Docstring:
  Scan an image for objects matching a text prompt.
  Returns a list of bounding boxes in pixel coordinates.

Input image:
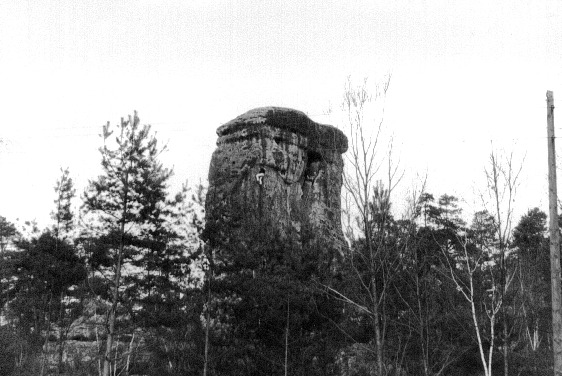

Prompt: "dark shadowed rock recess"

[205,107,348,254]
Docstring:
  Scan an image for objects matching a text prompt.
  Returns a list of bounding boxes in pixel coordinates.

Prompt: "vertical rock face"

[205,107,348,253]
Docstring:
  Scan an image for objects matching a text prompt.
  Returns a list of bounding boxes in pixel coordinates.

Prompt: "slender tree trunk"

[95,320,102,376]
[103,228,126,376]
[499,250,508,376]
[502,309,508,376]
[284,298,289,376]
[371,278,384,375]
[365,217,384,376]
[203,267,212,376]
[489,150,513,376]
[53,184,69,375]
[40,294,53,376]
[103,156,130,376]
[57,291,65,374]
[470,287,491,376]
[451,242,495,376]
[113,333,119,376]
[415,268,429,376]
[488,311,496,376]
[126,332,135,374]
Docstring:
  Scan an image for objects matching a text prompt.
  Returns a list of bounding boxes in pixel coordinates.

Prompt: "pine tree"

[203,211,342,376]
[511,208,551,373]
[82,112,172,376]
[50,167,80,375]
[52,167,75,240]
[6,231,86,375]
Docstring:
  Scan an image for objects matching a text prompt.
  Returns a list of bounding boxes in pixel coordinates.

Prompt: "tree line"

[0,93,557,376]
[0,113,206,375]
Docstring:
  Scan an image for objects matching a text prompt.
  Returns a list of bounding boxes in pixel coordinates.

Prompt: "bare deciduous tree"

[328,75,406,375]
[442,149,522,376]
[484,149,523,376]
[442,229,500,376]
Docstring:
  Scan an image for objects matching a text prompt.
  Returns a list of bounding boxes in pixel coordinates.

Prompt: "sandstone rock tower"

[205,107,348,253]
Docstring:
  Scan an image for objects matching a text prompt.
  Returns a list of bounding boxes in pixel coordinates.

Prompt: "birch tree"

[442,211,500,376]
[441,150,522,376]
[484,149,523,376]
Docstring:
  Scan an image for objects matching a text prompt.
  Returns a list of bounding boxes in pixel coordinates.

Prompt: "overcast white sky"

[1,0,562,230]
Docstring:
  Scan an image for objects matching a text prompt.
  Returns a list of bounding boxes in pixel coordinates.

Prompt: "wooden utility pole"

[547,90,562,375]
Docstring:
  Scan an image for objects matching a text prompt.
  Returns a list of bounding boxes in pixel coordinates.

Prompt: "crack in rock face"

[205,107,348,254]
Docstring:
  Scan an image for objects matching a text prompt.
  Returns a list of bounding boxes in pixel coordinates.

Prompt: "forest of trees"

[0,97,558,375]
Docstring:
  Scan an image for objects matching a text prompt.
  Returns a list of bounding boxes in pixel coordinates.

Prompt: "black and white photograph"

[1,1,562,375]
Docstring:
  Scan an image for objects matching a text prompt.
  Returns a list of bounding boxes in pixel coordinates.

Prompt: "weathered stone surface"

[205,107,348,253]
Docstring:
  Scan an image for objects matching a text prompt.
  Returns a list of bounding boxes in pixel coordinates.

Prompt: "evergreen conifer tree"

[82,112,173,376]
